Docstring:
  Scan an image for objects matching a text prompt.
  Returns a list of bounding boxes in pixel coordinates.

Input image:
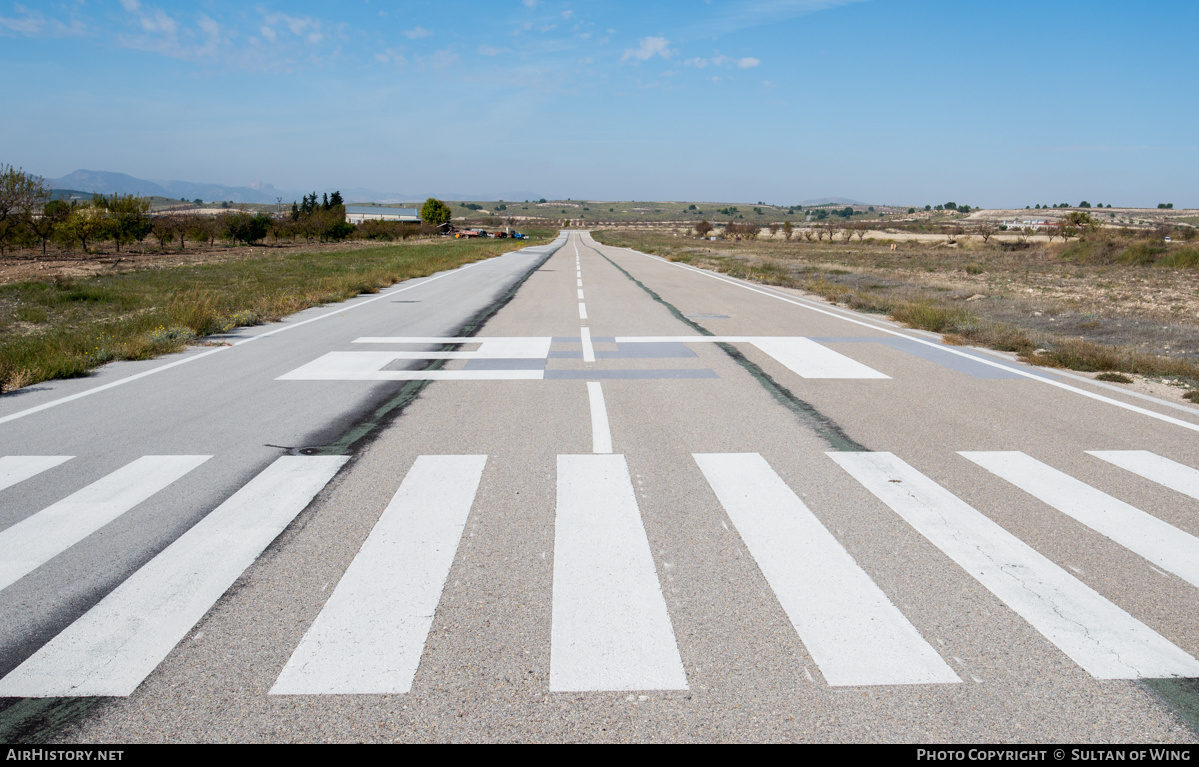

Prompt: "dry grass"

[0,237,544,393]
[594,229,1199,388]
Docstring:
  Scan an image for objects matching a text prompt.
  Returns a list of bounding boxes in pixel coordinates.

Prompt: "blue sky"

[2,0,1196,207]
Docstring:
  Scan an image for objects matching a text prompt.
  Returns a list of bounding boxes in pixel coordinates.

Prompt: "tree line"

[0,165,444,256]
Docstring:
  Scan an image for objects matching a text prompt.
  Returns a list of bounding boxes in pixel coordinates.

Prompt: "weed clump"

[1095,372,1134,383]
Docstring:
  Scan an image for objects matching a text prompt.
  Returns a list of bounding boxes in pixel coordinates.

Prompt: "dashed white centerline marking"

[587,382,612,454]
[579,303,588,319]
[580,327,595,364]
[578,289,584,300]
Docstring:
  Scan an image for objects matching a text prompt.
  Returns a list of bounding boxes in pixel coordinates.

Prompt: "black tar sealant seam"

[591,246,867,453]
[308,241,565,457]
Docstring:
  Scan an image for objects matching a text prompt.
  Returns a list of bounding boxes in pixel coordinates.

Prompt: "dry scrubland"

[592,227,1199,406]
[0,236,548,394]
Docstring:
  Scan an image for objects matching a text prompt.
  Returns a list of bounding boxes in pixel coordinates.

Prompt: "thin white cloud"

[522,0,539,7]
[478,44,510,56]
[0,4,46,35]
[403,25,432,39]
[621,36,674,62]
[686,54,760,69]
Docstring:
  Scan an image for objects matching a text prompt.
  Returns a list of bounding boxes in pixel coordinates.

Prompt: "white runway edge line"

[694,453,959,686]
[271,455,485,695]
[0,254,502,427]
[961,451,1199,590]
[551,454,687,691]
[0,456,72,493]
[830,452,1199,678]
[612,242,1199,433]
[0,455,211,593]
[0,455,347,697]
[587,383,612,454]
[1088,450,1199,503]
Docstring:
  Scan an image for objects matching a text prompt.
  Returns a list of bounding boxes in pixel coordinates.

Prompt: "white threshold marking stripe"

[0,456,347,697]
[0,260,492,427]
[0,455,211,593]
[1088,450,1199,503]
[0,456,73,493]
[612,336,886,379]
[631,250,1199,433]
[551,454,687,691]
[694,453,958,686]
[271,455,485,695]
[753,337,889,379]
[830,452,1199,678]
[580,326,595,363]
[579,303,587,319]
[961,451,1199,590]
[587,383,612,454]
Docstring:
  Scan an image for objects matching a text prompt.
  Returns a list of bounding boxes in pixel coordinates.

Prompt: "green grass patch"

[0,237,545,393]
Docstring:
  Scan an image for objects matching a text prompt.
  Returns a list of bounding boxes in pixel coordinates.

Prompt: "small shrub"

[1184,390,1199,404]
[1095,372,1133,383]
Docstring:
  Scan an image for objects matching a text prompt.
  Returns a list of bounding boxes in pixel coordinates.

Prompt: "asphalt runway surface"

[3,230,1199,743]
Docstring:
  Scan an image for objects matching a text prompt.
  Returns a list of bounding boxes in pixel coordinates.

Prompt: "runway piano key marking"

[551,454,687,691]
[0,455,212,593]
[0,456,73,494]
[961,451,1199,590]
[830,452,1199,679]
[1087,450,1199,504]
[694,453,959,686]
[0,455,347,697]
[271,455,486,695]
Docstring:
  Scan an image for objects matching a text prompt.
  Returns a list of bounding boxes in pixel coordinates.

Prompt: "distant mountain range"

[45,170,542,205]
[43,170,870,208]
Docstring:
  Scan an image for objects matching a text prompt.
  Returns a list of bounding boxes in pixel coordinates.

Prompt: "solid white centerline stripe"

[0,455,347,697]
[0,455,211,593]
[578,303,587,319]
[0,456,73,493]
[587,382,612,454]
[830,452,1199,678]
[551,454,686,691]
[694,453,958,686]
[1088,450,1199,503]
[961,451,1199,590]
[271,455,485,695]
[580,326,595,363]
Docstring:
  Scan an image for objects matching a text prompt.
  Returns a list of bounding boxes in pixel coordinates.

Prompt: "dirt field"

[592,228,1199,407]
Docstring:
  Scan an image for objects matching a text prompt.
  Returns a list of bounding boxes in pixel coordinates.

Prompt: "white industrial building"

[344,206,421,224]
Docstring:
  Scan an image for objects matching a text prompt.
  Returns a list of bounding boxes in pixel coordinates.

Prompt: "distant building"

[344,206,421,224]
